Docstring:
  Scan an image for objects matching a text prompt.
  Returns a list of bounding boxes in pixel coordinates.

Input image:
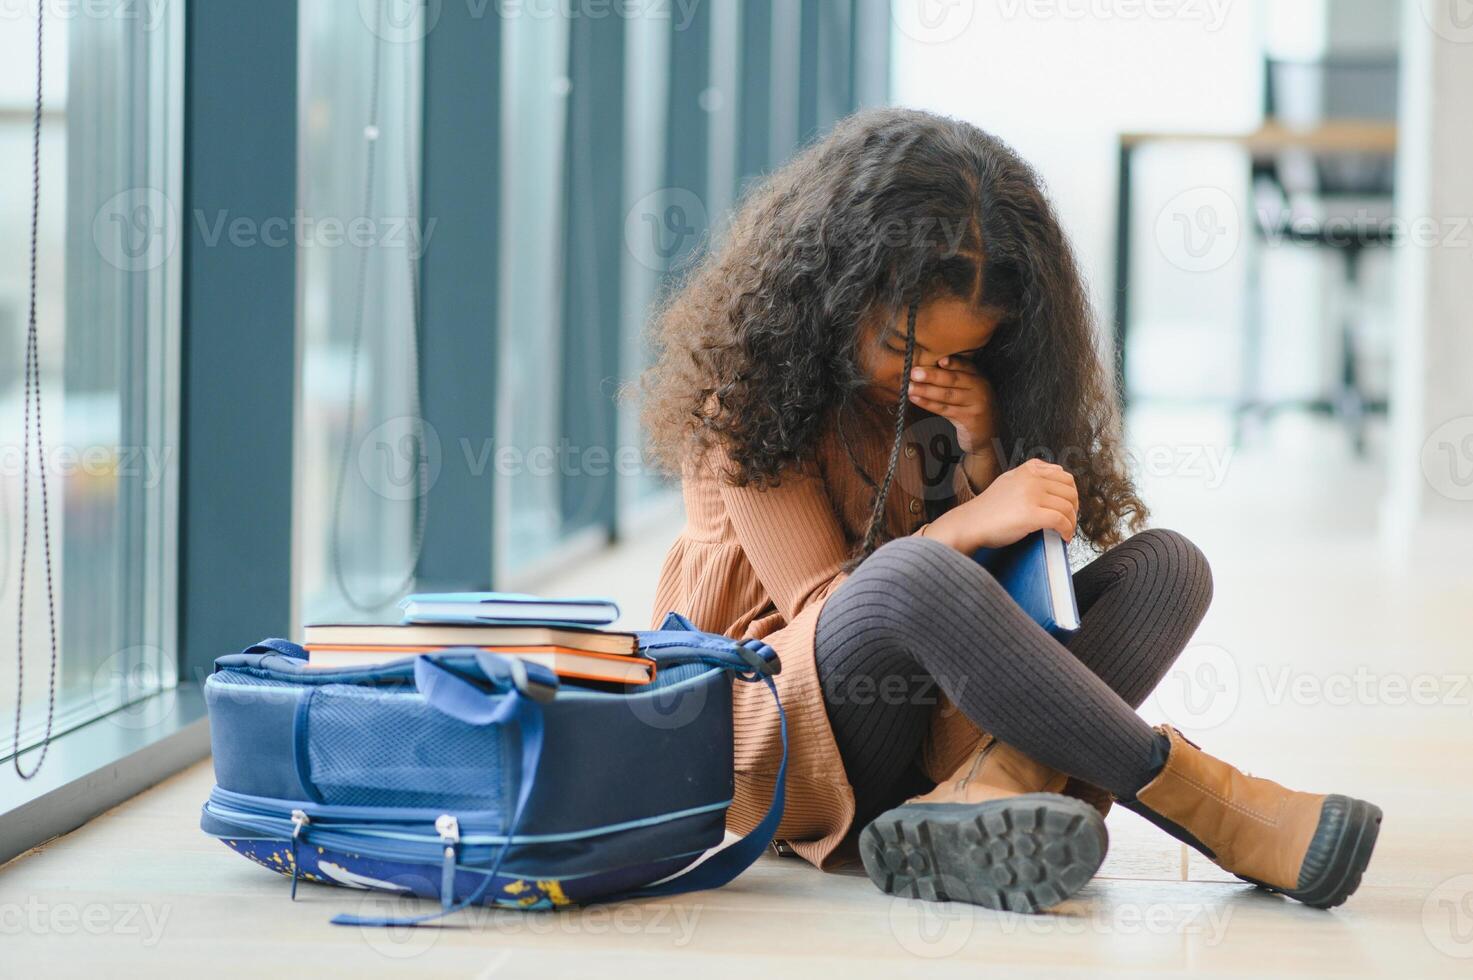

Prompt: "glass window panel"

[296,0,424,624]
[1,4,182,754]
[618,13,677,521]
[495,12,572,579]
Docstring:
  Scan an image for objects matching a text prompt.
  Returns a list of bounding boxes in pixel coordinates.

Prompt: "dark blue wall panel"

[179,0,298,678]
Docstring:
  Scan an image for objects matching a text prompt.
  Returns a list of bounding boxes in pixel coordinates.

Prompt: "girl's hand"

[906,357,995,455]
[925,458,1079,552]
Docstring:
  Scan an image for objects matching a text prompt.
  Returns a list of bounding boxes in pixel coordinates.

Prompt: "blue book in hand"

[971,529,1081,639]
[399,592,622,627]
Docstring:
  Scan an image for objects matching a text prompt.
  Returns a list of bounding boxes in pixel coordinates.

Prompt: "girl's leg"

[821,533,1382,910]
[1065,528,1214,709]
[818,531,1208,821]
[819,532,1165,910]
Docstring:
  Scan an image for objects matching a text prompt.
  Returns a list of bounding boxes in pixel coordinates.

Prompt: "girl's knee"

[857,534,970,587]
[1125,527,1214,606]
[842,534,993,624]
[871,532,954,561]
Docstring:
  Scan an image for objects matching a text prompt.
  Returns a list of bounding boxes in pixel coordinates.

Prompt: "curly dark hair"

[639,106,1146,560]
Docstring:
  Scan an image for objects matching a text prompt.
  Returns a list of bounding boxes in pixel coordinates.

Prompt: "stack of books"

[303,592,653,685]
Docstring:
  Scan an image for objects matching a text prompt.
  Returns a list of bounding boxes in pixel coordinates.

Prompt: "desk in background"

[1112,121,1399,414]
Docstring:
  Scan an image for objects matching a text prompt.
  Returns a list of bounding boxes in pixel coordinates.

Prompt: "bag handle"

[230,637,309,663]
[330,652,552,927]
[413,649,560,718]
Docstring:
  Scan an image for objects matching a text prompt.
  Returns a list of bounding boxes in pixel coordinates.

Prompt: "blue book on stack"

[971,529,1081,639]
[399,592,621,628]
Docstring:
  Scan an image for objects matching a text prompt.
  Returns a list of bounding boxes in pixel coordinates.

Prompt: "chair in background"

[1239,56,1399,456]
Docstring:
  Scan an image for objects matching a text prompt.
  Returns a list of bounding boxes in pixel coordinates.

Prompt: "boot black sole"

[1240,794,1383,909]
[858,794,1108,914]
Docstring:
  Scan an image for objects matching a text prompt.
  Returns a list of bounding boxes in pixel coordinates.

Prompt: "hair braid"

[844,300,918,571]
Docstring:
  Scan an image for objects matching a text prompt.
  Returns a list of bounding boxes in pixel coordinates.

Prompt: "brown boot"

[920,721,1114,818]
[1122,725,1382,908]
[1063,777,1115,820]
[908,733,1067,803]
[859,736,1108,913]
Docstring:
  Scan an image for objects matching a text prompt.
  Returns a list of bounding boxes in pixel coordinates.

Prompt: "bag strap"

[606,612,789,901]
[606,670,785,901]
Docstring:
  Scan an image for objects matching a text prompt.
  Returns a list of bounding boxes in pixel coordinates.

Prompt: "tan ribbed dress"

[649,401,991,870]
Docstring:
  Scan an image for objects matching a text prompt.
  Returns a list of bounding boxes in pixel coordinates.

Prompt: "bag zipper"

[436,814,460,909]
[205,797,501,866]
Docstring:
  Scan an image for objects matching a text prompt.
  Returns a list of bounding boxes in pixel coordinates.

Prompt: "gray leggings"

[814,529,1213,823]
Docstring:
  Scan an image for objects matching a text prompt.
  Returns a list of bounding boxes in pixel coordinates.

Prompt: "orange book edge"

[303,644,657,685]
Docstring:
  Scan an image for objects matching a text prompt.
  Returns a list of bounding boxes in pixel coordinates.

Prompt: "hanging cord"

[848,300,919,569]
[12,6,59,780]
[329,0,428,614]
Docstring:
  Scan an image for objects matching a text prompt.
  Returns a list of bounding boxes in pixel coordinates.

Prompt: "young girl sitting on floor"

[641,107,1381,913]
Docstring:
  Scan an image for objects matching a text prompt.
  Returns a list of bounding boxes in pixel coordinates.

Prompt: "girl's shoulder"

[688,436,833,490]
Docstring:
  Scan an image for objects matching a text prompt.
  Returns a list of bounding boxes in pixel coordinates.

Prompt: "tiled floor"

[3,409,1471,977]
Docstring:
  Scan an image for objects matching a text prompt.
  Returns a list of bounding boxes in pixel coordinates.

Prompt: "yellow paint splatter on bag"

[500,878,571,907]
[536,880,572,906]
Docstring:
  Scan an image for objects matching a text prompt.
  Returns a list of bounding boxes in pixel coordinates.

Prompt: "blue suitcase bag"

[199,611,786,927]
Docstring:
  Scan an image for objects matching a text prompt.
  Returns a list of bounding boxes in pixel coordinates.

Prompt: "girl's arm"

[926,458,1078,552]
[715,456,857,622]
[710,435,1075,619]
[960,445,1002,496]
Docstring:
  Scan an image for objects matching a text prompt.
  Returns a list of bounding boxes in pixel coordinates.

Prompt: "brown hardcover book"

[303,644,654,685]
[302,622,636,656]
